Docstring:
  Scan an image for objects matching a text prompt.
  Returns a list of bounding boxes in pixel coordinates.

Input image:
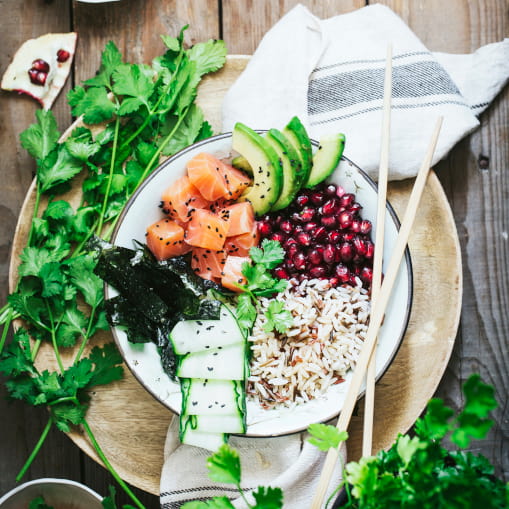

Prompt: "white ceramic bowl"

[109,132,413,436]
[0,479,103,509]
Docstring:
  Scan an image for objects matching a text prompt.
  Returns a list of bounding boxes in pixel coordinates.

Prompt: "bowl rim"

[107,131,413,437]
[0,478,103,505]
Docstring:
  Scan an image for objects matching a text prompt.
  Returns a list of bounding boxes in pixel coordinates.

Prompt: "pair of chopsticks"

[310,44,443,508]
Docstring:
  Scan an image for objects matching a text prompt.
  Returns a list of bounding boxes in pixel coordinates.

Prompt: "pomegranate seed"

[56,49,71,62]
[28,69,47,86]
[284,237,297,248]
[304,221,318,232]
[313,226,328,241]
[339,242,354,262]
[342,232,355,242]
[322,198,340,215]
[280,220,293,234]
[349,274,360,286]
[352,254,364,265]
[310,191,325,206]
[293,252,307,271]
[300,207,316,222]
[339,193,355,208]
[285,259,295,271]
[287,244,300,259]
[329,276,340,287]
[323,244,336,264]
[296,232,311,247]
[310,265,327,278]
[257,220,272,237]
[295,194,309,208]
[351,219,362,233]
[335,264,350,283]
[308,249,322,265]
[321,215,337,229]
[325,184,337,196]
[338,211,353,229]
[291,212,303,223]
[360,267,373,285]
[292,224,304,235]
[365,240,374,259]
[315,244,325,256]
[336,185,346,197]
[328,231,342,244]
[349,202,362,213]
[353,236,367,256]
[271,232,286,243]
[274,267,289,279]
[31,59,50,72]
[360,220,372,235]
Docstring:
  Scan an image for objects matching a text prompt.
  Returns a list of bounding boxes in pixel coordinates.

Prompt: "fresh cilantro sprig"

[181,444,283,509]
[235,239,292,335]
[0,29,227,509]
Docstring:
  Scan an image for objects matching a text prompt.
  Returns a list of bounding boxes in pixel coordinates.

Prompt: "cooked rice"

[247,278,370,409]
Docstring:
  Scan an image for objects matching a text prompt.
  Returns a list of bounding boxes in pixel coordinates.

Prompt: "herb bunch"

[235,239,293,334]
[0,28,226,509]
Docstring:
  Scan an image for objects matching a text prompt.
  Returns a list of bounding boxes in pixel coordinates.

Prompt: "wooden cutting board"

[8,56,461,495]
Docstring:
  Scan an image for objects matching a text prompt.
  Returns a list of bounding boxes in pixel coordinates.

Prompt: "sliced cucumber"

[177,342,246,380]
[265,128,304,211]
[305,133,346,188]
[169,304,243,355]
[179,420,227,451]
[282,116,313,185]
[231,155,253,175]
[180,378,245,416]
[184,414,246,434]
[232,122,283,216]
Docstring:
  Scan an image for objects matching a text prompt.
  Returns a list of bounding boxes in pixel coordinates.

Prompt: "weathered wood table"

[1,1,507,507]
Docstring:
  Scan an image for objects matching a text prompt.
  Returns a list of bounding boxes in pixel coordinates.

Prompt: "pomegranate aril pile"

[257,182,375,290]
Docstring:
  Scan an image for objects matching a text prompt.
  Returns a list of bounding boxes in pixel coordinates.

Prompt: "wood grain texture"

[222,0,365,54]
[7,57,461,496]
[371,0,509,481]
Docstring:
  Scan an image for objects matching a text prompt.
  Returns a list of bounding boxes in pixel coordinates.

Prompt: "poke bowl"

[103,123,412,440]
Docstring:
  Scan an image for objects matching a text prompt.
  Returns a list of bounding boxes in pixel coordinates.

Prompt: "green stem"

[31,339,42,361]
[133,106,190,194]
[96,115,121,235]
[16,418,53,482]
[72,217,101,257]
[0,308,13,355]
[73,305,98,363]
[46,303,64,374]
[26,182,42,248]
[237,482,253,508]
[82,419,146,509]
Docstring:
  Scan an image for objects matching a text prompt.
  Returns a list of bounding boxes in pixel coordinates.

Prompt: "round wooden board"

[9,56,461,495]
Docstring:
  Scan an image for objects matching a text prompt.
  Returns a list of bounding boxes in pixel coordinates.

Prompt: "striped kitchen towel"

[222,4,509,181]
[160,416,346,509]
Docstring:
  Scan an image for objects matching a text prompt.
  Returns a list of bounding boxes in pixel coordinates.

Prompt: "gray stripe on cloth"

[308,61,462,115]
[312,50,431,73]
[310,99,470,125]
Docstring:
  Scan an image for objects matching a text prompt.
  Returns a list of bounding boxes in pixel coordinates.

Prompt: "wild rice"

[247,278,370,409]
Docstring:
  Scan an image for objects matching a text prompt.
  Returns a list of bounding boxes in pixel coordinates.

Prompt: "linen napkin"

[222,4,509,181]
[160,416,346,509]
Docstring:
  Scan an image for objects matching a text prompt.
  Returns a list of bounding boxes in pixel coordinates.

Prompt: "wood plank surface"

[0,0,507,506]
[373,0,509,481]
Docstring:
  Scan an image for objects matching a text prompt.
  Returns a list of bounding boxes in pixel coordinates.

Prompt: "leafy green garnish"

[28,496,53,509]
[234,239,292,335]
[181,444,283,509]
[307,423,348,451]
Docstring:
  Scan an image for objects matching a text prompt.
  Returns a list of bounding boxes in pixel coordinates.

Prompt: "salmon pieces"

[146,152,257,290]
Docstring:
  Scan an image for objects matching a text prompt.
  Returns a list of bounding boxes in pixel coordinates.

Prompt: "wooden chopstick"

[362,44,392,457]
[310,116,443,509]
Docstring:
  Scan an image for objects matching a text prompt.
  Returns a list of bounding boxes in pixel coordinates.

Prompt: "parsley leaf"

[252,486,283,509]
[113,64,155,115]
[206,444,241,485]
[37,145,83,193]
[248,239,285,269]
[263,301,293,334]
[70,86,117,124]
[307,423,348,451]
[188,39,227,77]
[20,109,60,161]
[83,40,123,89]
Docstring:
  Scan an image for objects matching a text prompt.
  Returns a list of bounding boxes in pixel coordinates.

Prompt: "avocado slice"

[304,133,346,188]
[232,123,283,216]
[231,155,253,176]
[265,128,303,211]
[282,116,313,186]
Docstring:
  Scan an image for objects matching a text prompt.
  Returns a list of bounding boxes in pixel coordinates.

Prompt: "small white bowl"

[0,479,103,509]
[109,132,413,437]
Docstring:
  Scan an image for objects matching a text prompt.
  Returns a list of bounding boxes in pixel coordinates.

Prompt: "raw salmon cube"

[161,175,209,223]
[220,202,255,237]
[221,256,251,292]
[187,153,229,201]
[185,209,228,251]
[146,219,191,260]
